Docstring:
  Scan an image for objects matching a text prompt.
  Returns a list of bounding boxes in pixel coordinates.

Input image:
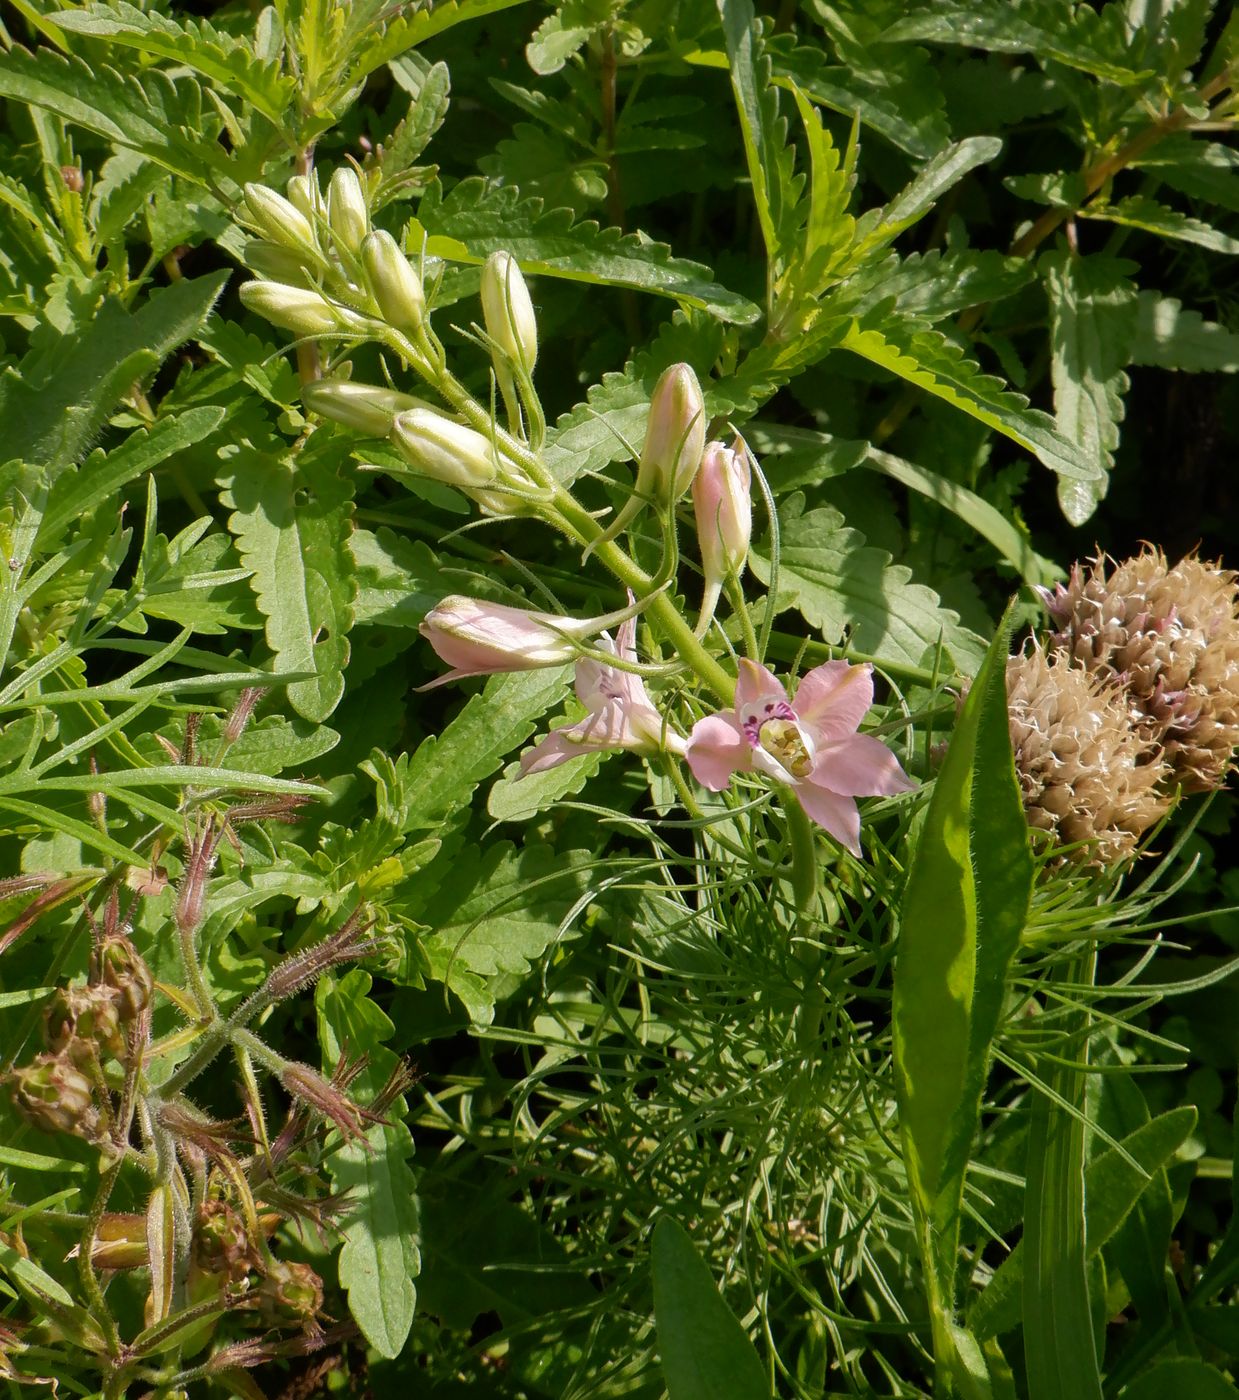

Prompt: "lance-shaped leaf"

[893,604,1031,1382]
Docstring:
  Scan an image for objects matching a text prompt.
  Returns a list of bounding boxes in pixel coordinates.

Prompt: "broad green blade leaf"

[1043,252,1136,525]
[351,0,531,83]
[1022,956,1104,1400]
[414,840,592,1023]
[859,137,1003,252]
[220,447,355,722]
[1121,1360,1239,1400]
[409,179,758,324]
[840,317,1100,483]
[882,3,1154,83]
[750,492,988,675]
[487,747,604,822]
[893,604,1031,1380]
[1080,197,1239,255]
[1130,291,1239,371]
[714,0,793,266]
[54,2,295,124]
[0,272,228,479]
[969,1105,1197,1339]
[652,1217,770,1400]
[401,668,573,831]
[317,971,420,1359]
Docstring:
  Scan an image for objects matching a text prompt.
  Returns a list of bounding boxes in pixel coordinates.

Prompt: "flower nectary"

[685,658,914,855]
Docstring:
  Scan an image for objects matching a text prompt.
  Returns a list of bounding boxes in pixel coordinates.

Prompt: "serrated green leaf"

[882,1,1154,84]
[652,1217,770,1400]
[526,0,609,75]
[351,0,532,84]
[839,316,1100,482]
[403,668,573,832]
[379,58,450,187]
[350,529,446,628]
[893,607,1030,1379]
[750,493,988,674]
[1135,136,1239,214]
[715,0,795,268]
[54,2,295,125]
[862,249,1036,322]
[969,1105,1198,1339]
[416,840,592,1022]
[859,137,1003,254]
[317,970,419,1359]
[410,178,757,323]
[1080,196,1239,255]
[487,746,604,822]
[197,320,302,409]
[220,450,354,722]
[1044,253,1136,525]
[0,45,239,187]
[39,407,225,548]
[1129,290,1239,371]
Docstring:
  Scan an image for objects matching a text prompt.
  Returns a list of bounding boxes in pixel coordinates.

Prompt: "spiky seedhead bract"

[1044,548,1239,793]
[1007,645,1171,866]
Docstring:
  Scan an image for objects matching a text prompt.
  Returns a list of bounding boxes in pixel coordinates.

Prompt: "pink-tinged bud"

[303,379,423,436]
[239,282,374,338]
[263,910,381,1001]
[176,823,221,938]
[361,229,426,333]
[638,362,706,503]
[279,1062,368,1144]
[9,1053,101,1140]
[480,250,538,374]
[419,594,643,684]
[390,408,497,488]
[242,183,317,256]
[327,166,368,256]
[693,436,752,629]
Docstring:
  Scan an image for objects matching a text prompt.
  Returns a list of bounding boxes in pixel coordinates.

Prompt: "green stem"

[80,1160,123,1357]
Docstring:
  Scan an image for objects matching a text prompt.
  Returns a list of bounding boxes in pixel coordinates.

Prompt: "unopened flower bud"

[242,183,317,257]
[361,230,426,334]
[480,250,538,374]
[280,1062,368,1144]
[194,1200,258,1282]
[420,594,643,684]
[245,239,316,285]
[303,379,424,436]
[176,823,221,939]
[285,173,324,223]
[693,436,752,629]
[260,1258,324,1327]
[98,931,155,1019]
[223,686,265,745]
[638,362,706,502]
[9,1053,100,1140]
[390,408,498,488]
[45,985,125,1063]
[91,1213,149,1270]
[327,166,369,256]
[239,282,374,338]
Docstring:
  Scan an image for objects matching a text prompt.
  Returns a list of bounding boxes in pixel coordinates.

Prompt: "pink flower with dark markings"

[520,616,683,775]
[685,658,914,855]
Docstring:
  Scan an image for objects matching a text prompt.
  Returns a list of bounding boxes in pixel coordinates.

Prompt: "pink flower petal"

[796,781,862,855]
[811,733,915,797]
[685,712,751,791]
[519,729,581,776]
[734,659,786,718]
[792,661,874,741]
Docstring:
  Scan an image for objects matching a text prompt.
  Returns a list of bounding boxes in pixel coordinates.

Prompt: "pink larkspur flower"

[685,658,914,855]
[520,616,683,775]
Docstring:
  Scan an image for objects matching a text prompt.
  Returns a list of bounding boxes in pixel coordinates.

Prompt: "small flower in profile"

[520,614,683,776]
[685,659,914,855]
[480,250,538,375]
[420,594,644,686]
[693,436,752,630]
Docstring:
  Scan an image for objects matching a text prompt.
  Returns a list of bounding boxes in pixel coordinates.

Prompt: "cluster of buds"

[238,165,427,350]
[1010,548,1239,865]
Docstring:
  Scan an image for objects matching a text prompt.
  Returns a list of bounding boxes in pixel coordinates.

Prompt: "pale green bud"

[242,183,317,257]
[239,281,373,338]
[361,230,426,333]
[480,250,538,374]
[390,408,498,488]
[303,379,423,436]
[286,173,324,223]
[245,239,314,285]
[327,166,369,256]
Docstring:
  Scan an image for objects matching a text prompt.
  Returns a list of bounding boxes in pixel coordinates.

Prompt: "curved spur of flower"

[520,617,684,775]
[685,658,914,855]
